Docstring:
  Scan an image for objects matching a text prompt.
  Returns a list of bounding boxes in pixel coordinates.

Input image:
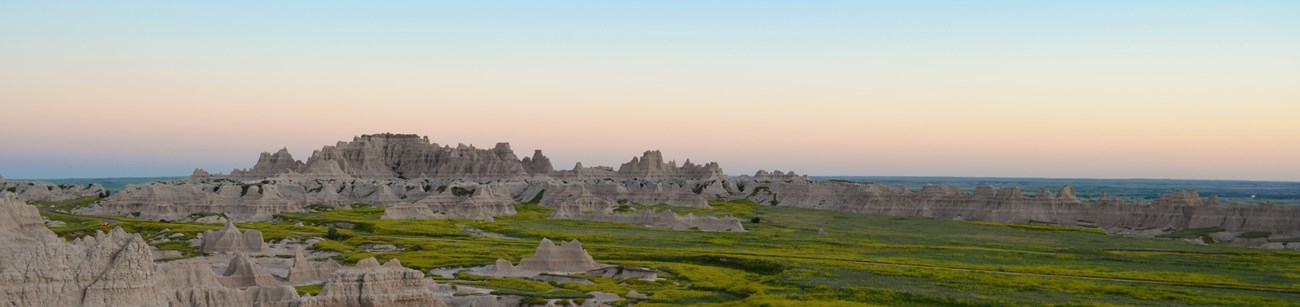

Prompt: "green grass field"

[37,198,1300,306]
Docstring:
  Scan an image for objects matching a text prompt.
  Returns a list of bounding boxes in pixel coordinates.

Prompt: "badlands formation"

[0,174,107,201]
[83,133,1300,245]
[0,191,451,307]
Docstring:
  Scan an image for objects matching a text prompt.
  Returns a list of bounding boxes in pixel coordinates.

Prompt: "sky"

[1,1,1298,181]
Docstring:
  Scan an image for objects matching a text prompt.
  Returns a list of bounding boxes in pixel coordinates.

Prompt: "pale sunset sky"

[1,1,1297,180]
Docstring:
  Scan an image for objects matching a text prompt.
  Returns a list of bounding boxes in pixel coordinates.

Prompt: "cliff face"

[0,192,165,307]
[215,133,731,181]
[227,134,531,179]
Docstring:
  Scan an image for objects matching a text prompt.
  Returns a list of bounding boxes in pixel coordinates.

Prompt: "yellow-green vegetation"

[39,198,1300,305]
[294,283,324,296]
[28,195,102,212]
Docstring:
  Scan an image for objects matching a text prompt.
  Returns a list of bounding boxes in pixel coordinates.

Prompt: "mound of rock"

[495,238,603,276]
[381,184,517,221]
[293,257,447,307]
[201,220,266,253]
[157,260,299,307]
[286,247,342,283]
[0,178,106,201]
[217,253,282,288]
[159,261,299,306]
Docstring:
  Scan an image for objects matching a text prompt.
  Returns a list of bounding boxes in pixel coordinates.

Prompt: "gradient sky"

[1,1,1298,181]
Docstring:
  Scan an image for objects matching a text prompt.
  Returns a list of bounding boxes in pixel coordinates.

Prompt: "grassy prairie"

[39,198,1300,306]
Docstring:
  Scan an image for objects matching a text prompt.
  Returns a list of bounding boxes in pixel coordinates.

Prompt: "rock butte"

[74,133,1300,245]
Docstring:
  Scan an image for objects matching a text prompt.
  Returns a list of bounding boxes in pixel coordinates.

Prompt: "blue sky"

[2,1,1298,180]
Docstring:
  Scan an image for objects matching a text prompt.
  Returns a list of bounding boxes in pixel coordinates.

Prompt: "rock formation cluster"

[742,178,1300,235]
[78,133,1300,246]
[0,192,165,307]
[1,191,456,306]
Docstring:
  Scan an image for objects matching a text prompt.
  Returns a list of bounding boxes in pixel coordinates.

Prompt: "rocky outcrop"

[95,180,303,221]
[521,150,555,176]
[202,220,266,253]
[381,184,517,221]
[0,192,165,307]
[157,261,299,307]
[744,180,1300,243]
[291,257,447,307]
[0,179,107,201]
[229,148,306,179]
[495,239,603,275]
[217,253,282,288]
[214,134,731,181]
[84,133,1300,247]
[286,247,341,284]
[524,179,713,209]
[615,151,728,180]
[254,134,530,179]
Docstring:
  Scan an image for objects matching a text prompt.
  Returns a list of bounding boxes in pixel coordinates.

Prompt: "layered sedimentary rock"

[292,257,447,307]
[157,261,299,307]
[0,192,165,307]
[520,150,555,176]
[495,238,603,275]
[218,253,282,288]
[521,179,714,209]
[202,220,266,253]
[0,178,106,201]
[286,247,341,283]
[229,134,529,179]
[381,184,517,221]
[230,148,305,179]
[743,176,1300,241]
[95,180,305,221]
[614,151,728,180]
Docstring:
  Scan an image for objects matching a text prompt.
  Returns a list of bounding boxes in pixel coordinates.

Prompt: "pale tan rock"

[202,220,266,253]
[0,179,106,201]
[287,247,342,284]
[0,192,166,307]
[291,257,447,307]
[159,260,299,307]
[496,239,603,275]
[218,253,282,288]
[381,184,516,221]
